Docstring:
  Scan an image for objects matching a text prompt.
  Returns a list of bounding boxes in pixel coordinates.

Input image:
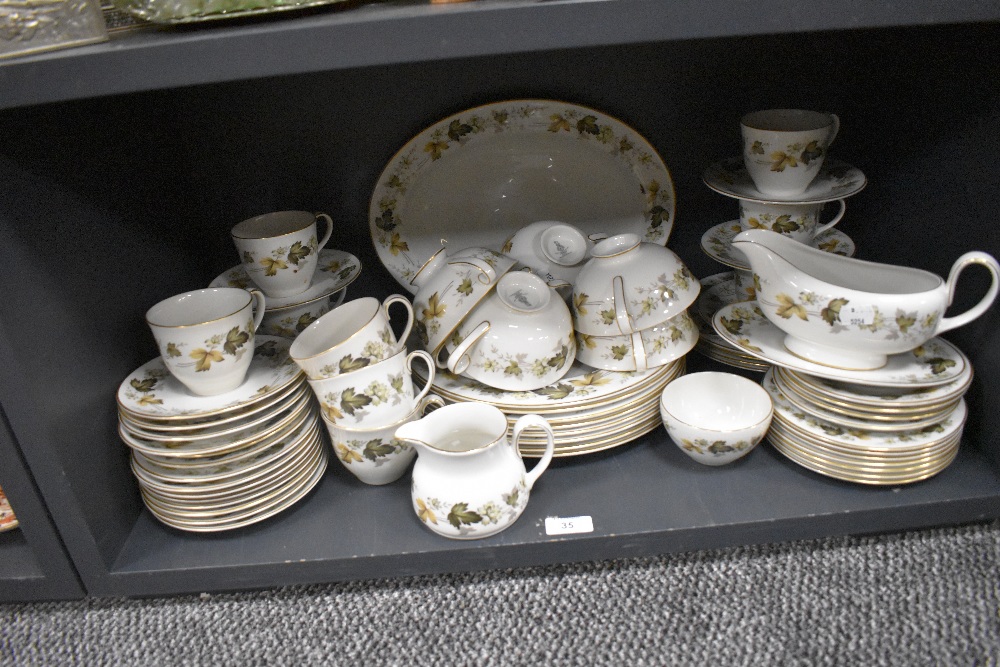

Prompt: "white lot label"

[545,515,594,536]
[844,304,877,327]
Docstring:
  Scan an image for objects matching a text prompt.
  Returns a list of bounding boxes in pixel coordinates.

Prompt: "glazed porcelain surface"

[396,402,554,539]
[701,220,855,271]
[412,247,516,365]
[572,233,700,336]
[738,198,845,243]
[575,310,699,372]
[444,271,575,391]
[307,349,434,428]
[290,295,412,381]
[733,229,999,370]
[370,100,676,293]
[501,220,593,287]
[740,109,839,197]
[659,371,773,466]
[231,211,334,298]
[145,287,266,396]
[323,395,445,486]
[703,156,866,204]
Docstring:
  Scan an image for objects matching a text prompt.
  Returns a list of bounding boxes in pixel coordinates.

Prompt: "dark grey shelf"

[1,0,999,111]
[103,411,1000,597]
[0,12,998,599]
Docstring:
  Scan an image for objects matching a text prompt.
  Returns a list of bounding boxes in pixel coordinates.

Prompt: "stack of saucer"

[762,368,968,485]
[691,272,770,372]
[117,336,327,532]
[416,358,684,457]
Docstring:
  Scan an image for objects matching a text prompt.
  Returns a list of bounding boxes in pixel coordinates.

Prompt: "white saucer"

[701,221,856,270]
[209,249,361,310]
[711,303,969,388]
[703,156,867,204]
[117,336,303,420]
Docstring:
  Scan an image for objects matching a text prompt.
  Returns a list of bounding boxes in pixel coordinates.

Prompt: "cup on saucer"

[741,109,839,197]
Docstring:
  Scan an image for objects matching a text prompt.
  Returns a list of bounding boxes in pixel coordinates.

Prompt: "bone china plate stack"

[116,336,328,532]
[762,367,969,485]
[415,358,685,457]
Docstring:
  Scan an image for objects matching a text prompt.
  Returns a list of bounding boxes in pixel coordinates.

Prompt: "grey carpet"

[3,520,1000,666]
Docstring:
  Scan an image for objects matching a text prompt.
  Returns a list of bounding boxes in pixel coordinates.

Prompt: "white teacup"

[739,199,846,243]
[307,349,434,428]
[231,211,334,298]
[289,295,414,380]
[146,287,266,396]
[741,109,839,197]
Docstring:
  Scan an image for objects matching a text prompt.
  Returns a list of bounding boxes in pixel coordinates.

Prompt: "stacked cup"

[229,210,352,338]
[289,296,442,485]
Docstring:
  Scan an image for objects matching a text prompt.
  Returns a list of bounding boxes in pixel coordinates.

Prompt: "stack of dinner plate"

[415,359,684,457]
[762,366,970,485]
[691,272,770,372]
[116,336,327,532]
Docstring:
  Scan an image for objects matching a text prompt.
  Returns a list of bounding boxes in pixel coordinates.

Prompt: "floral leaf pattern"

[415,478,529,537]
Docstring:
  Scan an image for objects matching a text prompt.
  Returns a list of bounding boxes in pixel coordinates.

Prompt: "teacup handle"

[419,393,446,415]
[248,289,266,332]
[511,413,554,491]
[814,199,847,236]
[315,213,334,250]
[937,251,1000,334]
[630,331,648,372]
[826,113,840,146]
[382,294,414,351]
[446,321,490,375]
[449,257,496,286]
[612,275,635,335]
[406,349,436,404]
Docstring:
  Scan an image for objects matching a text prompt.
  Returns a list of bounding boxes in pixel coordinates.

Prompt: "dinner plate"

[370,99,676,292]
[712,303,969,387]
[701,220,855,271]
[117,336,303,420]
[703,156,867,204]
[778,365,973,411]
[209,249,361,310]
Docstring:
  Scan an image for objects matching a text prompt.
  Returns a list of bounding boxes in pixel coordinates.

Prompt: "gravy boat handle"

[938,251,1000,334]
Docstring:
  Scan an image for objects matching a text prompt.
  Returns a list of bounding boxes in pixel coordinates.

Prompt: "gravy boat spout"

[732,229,999,370]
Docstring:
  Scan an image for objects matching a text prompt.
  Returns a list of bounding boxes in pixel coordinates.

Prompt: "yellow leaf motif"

[579,333,597,350]
[746,217,767,230]
[190,348,224,372]
[424,140,449,160]
[770,151,798,172]
[573,292,589,315]
[137,394,163,406]
[417,498,438,525]
[569,372,611,388]
[337,444,363,464]
[260,256,288,276]
[422,292,446,321]
[389,233,409,257]
[775,293,808,321]
[323,402,343,422]
[547,114,572,133]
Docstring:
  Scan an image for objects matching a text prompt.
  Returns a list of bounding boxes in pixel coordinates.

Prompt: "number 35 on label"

[544,516,595,536]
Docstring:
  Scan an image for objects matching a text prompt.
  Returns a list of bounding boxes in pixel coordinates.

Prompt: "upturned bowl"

[571,233,700,336]
[575,310,699,372]
[659,372,773,466]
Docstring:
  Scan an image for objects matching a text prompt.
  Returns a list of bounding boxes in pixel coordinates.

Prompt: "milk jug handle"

[938,251,1000,334]
[511,414,554,491]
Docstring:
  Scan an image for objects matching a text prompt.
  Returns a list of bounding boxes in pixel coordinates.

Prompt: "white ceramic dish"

[701,220,855,271]
[210,248,361,310]
[575,310,698,372]
[370,99,676,292]
[703,156,866,204]
[117,336,303,420]
[711,303,969,387]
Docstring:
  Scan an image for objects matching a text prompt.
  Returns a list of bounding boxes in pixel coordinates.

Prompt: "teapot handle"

[512,414,554,491]
[612,275,635,335]
[938,251,1000,334]
[445,321,490,375]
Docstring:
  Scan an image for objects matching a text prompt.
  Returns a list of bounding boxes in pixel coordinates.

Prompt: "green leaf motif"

[363,440,396,461]
[165,343,182,358]
[456,278,474,296]
[447,119,473,142]
[926,357,956,375]
[340,388,373,416]
[223,327,250,355]
[339,354,371,374]
[447,503,483,529]
[287,241,312,265]
[535,383,574,401]
[610,344,629,360]
[576,115,600,135]
[649,205,669,229]
[821,298,849,326]
[600,309,616,325]
[130,377,158,393]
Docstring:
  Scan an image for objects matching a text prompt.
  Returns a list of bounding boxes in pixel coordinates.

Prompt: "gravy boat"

[732,229,999,370]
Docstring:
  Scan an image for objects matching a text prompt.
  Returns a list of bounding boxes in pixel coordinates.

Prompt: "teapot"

[395,402,555,540]
[732,229,999,370]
